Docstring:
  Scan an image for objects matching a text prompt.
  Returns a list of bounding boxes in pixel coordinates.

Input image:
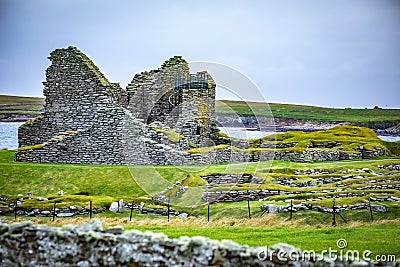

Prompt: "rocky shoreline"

[0,114,37,122]
[216,114,400,136]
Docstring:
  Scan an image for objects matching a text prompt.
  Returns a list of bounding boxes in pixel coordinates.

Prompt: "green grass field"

[2,213,399,258]
[130,222,400,258]
[1,149,399,258]
[1,149,399,212]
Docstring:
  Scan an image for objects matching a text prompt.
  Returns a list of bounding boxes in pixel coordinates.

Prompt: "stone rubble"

[201,174,262,185]
[260,202,390,214]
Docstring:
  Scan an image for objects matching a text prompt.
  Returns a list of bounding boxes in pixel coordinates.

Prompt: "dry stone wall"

[16,108,127,164]
[260,202,391,214]
[0,220,388,267]
[184,145,387,165]
[204,189,280,204]
[18,46,126,148]
[201,174,262,185]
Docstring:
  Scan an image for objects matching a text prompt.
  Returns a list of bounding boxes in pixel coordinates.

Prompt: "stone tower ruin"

[15,46,217,165]
[126,55,216,143]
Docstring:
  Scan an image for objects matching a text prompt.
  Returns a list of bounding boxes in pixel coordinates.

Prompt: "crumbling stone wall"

[183,146,386,165]
[201,174,262,185]
[16,47,218,165]
[204,189,280,204]
[18,46,126,148]
[0,220,384,267]
[16,108,129,164]
[126,56,216,142]
[126,56,190,124]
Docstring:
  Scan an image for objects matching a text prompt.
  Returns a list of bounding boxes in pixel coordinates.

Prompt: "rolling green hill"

[217,100,400,125]
[0,94,44,105]
[0,94,44,117]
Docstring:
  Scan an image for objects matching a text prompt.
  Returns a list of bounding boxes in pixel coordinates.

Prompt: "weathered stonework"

[260,202,391,214]
[15,47,217,165]
[204,189,280,204]
[201,174,262,185]
[1,220,392,266]
[17,47,126,148]
[126,55,216,138]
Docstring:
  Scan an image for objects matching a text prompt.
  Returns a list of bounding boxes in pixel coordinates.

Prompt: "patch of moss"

[381,140,400,156]
[21,195,114,210]
[155,128,185,142]
[24,118,36,126]
[244,147,275,154]
[17,144,44,151]
[250,126,388,155]
[187,144,231,154]
[325,126,378,138]
[212,131,230,138]
[20,115,44,128]
[181,174,207,187]
[188,142,197,148]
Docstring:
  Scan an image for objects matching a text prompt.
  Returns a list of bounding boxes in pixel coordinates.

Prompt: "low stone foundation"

[201,174,262,184]
[260,202,391,213]
[204,189,280,204]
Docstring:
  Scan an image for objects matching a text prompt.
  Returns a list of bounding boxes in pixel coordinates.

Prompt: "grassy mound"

[181,174,207,187]
[252,126,396,155]
[189,126,397,157]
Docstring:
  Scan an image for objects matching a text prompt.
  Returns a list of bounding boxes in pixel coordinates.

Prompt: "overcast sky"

[0,0,399,108]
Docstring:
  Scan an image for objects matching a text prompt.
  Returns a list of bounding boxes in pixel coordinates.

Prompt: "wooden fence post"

[247,198,251,219]
[247,190,252,219]
[332,198,336,226]
[89,200,92,219]
[207,203,210,222]
[130,200,134,221]
[52,201,56,222]
[14,199,17,220]
[167,198,170,222]
[290,199,293,220]
[369,197,374,222]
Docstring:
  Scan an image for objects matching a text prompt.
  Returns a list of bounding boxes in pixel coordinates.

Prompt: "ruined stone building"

[15,46,384,165]
[15,46,218,165]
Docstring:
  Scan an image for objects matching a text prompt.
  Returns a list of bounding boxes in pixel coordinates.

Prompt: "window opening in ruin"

[196,125,201,135]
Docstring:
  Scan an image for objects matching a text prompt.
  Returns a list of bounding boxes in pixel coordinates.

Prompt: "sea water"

[0,122,23,149]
